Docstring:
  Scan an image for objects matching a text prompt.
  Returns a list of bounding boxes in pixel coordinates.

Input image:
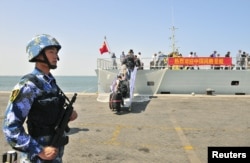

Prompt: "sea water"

[0,76,98,93]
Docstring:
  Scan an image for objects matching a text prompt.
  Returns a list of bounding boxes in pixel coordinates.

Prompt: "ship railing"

[97,58,122,70]
[97,57,250,70]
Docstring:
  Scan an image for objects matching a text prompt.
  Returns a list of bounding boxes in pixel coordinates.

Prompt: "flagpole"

[104,36,112,54]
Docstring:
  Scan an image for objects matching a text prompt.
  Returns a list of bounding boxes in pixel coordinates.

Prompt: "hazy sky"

[1,0,250,76]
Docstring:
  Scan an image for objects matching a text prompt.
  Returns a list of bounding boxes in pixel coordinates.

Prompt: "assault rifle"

[50,92,77,147]
[44,92,77,163]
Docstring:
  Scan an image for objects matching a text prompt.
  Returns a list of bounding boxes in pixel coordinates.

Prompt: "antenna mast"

[170,26,178,53]
[169,6,179,53]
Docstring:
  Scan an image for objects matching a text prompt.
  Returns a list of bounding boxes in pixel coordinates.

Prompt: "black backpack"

[126,56,135,70]
[118,80,130,98]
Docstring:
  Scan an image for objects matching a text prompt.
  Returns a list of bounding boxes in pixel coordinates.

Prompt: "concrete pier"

[1,93,249,163]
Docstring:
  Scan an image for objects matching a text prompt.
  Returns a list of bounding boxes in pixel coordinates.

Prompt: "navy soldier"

[2,34,78,162]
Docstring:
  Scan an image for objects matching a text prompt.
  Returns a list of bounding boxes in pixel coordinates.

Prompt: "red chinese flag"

[99,41,109,54]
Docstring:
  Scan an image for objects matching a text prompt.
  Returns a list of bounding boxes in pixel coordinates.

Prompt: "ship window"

[161,91,171,94]
[147,81,154,86]
[231,81,239,86]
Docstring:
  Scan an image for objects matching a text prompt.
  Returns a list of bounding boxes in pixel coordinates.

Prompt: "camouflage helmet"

[26,34,61,62]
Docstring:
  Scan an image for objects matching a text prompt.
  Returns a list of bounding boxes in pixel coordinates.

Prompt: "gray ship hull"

[96,69,250,95]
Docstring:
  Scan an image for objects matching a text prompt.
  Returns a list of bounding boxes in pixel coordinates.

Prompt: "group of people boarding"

[110,49,142,112]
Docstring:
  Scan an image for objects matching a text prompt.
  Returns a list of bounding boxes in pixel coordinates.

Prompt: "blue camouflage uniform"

[2,67,64,163]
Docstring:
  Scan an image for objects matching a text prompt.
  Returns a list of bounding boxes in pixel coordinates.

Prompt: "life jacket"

[22,74,65,138]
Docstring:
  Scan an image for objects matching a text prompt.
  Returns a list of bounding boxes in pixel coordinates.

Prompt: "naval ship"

[96,27,250,98]
[96,57,250,96]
